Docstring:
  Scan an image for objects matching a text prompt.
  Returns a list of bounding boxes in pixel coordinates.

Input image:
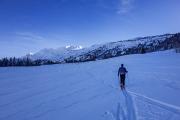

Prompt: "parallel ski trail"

[128,90,180,115]
[117,102,126,120]
[106,81,179,119]
[106,83,137,120]
[122,90,137,120]
[116,103,120,120]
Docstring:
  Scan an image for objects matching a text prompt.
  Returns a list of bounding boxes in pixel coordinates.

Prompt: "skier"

[118,64,128,89]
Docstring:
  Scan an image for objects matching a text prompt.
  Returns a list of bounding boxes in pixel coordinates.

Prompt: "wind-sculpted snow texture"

[0,50,180,120]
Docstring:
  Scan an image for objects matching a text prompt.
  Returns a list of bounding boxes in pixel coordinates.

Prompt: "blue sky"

[0,0,180,57]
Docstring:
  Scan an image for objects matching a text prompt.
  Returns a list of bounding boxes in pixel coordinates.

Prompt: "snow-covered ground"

[0,50,180,120]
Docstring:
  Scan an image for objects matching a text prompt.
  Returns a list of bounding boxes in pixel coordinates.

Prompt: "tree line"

[0,57,56,67]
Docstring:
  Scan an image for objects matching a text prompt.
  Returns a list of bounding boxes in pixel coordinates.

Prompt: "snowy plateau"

[0,49,180,120]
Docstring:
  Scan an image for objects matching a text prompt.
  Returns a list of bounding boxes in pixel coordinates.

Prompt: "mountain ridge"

[27,33,180,63]
[0,33,179,67]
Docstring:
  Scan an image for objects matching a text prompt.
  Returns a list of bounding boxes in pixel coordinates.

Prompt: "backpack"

[119,67,126,75]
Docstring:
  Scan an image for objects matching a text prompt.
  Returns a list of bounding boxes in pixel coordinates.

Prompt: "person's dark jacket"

[118,67,128,76]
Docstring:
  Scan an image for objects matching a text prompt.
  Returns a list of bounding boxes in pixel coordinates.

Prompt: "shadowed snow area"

[0,50,180,120]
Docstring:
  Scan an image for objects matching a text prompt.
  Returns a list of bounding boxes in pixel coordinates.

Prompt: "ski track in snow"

[119,89,180,120]
[107,83,180,120]
[114,89,137,120]
[122,90,137,120]
[104,81,137,120]
[116,103,120,120]
[128,90,180,115]
[117,102,126,120]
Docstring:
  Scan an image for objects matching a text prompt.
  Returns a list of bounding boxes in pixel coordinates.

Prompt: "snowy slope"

[93,34,173,50]
[1,50,180,120]
[28,45,84,61]
[28,34,173,62]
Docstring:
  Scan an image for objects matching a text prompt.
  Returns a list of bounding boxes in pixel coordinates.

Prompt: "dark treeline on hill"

[0,57,57,67]
[64,33,180,63]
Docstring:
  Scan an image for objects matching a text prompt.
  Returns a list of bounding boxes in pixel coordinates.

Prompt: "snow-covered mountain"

[27,45,84,61]
[27,33,180,63]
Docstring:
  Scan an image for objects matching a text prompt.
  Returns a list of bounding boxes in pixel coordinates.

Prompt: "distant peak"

[29,52,34,55]
[26,52,34,56]
[65,45,83,50]
[25,52,34,58]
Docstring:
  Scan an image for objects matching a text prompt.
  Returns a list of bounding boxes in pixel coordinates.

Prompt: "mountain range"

[27,33,180,63]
